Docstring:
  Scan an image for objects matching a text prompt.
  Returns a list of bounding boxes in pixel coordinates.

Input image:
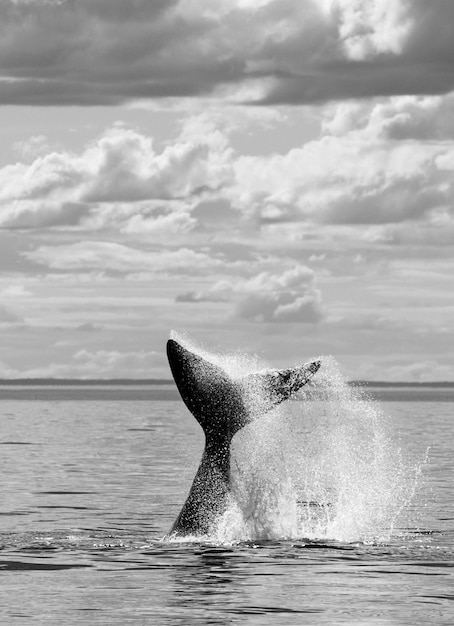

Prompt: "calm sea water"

[0,384,452,625]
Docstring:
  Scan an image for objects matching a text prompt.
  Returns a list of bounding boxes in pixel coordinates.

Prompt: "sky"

[0,0,453,381]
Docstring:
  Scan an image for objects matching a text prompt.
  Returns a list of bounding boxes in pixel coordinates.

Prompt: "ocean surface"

[0,382,452,625]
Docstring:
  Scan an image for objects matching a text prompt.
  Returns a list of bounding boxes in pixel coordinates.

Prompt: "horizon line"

[0,378,453,387]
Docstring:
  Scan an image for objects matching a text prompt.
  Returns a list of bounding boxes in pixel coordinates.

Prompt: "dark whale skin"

[166,338,320,537]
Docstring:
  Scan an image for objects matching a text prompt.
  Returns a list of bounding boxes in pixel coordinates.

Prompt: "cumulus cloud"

[13,134,58,161]
[236,291,322,323]
[2,93,454,239]
[333,0,412,60]
[1,0,454,107]
[233,94,454,228]
[322,93,454,140]
[176,266,324,324]
[235,267,323,323]
[0,122,233,230]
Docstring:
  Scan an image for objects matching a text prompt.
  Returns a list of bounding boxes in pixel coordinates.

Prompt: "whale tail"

[167,337,321,536]
[167,338,320,438]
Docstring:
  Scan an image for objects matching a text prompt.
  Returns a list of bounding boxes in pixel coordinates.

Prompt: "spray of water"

[170,335,422,544]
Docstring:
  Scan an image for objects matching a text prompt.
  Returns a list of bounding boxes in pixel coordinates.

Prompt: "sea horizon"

[0,378,453,387]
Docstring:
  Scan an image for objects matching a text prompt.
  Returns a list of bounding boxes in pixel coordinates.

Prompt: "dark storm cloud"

[260,0,454,105]
[260,60,454,106]
[2,0,454,106]
[0,0,249,105]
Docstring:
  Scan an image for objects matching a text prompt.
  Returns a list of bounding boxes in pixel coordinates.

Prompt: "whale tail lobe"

[167,338,320,438]
[167,337,321,536]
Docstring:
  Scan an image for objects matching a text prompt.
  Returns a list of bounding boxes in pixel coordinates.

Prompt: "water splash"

[223,356,422,544]
[169,335,422,544]
[170,330,264,379]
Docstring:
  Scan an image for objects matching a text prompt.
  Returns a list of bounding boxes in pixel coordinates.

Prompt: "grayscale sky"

[0,0,453,380]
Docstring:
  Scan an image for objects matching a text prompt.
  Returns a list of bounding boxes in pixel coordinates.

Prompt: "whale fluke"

[167,338,321,536]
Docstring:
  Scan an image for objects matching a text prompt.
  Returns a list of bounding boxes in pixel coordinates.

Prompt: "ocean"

[0,381,452,625]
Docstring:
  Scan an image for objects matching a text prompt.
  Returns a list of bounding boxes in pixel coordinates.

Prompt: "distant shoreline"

[0,378,174,386]
[0,379,453,387]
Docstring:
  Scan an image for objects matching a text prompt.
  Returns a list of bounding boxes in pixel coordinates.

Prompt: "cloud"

[82,125,230,204]
[356,358,454,383]
[233,94,454,228]
[70,348,166,378]
[362,220,454,247]
[1,0,454,107]
[235,267,323,323]
[322,93,454,140]
[0,122,232,230]
[122,211,196,236]
[327,312,405,331]
[176,266,324,324]
[175,288,228,304]
[24,240,222,273]
[0,348,168,379]
[258,1,454,105]
[2,93,454,242]
[175,292,205,303]
[333,0,412,60]
[235,291,323,323]
[75,322,101,332]
[13,134,58,161]
[0,305,22,324]
[0,285,31,297]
